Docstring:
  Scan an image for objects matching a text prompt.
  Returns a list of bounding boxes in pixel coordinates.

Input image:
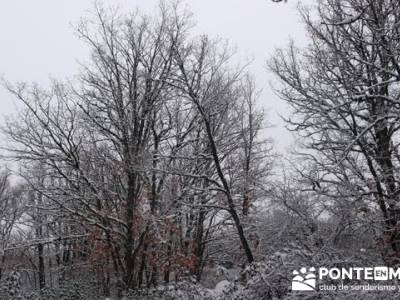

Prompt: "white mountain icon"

[292,267,316,291]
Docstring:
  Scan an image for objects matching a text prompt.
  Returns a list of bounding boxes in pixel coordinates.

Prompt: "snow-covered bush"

[127,279,213,300]
[217,253,290,299]
[0,270,23,300]
[217,245,385,300]
[22,278,101,300]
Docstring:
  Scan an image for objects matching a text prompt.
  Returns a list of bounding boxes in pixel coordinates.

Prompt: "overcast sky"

[0,0,313,151]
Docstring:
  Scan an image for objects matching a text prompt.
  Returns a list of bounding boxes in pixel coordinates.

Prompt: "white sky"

[0,0,313,151]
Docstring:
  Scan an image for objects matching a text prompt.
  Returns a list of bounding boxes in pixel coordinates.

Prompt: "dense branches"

[1,2,272,297]
[270,0,400,260]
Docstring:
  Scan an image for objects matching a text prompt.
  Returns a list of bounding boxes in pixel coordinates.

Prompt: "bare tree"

[1,2,273,297]
[0,170,24,281]
[269,0,400,261]
[172,36,272,263]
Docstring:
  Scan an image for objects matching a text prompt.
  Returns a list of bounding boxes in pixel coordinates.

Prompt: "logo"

[290,266,400,292]
[292,267,316,291]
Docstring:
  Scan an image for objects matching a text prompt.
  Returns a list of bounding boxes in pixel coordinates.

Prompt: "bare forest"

[1,0,400,299]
